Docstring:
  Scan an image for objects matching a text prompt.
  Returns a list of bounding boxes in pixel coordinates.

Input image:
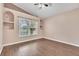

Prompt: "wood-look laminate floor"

[1,38,79,56]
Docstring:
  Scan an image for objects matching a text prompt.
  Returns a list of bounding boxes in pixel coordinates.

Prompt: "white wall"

[43,8,79,46]
[0,4,3,54]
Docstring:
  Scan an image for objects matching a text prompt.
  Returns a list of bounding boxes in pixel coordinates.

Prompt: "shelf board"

[3,21,14,24]
[3,22,14,29]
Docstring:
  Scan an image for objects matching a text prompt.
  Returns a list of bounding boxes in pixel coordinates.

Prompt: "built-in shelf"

[3,11,14,30]
[3,22,14,29]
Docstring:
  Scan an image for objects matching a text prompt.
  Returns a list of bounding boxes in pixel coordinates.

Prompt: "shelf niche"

[3,11,14,29]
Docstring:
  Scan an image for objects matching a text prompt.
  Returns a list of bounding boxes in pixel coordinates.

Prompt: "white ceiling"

[14,3,79,19]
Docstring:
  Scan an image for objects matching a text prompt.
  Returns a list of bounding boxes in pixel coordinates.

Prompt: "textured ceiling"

[14,3,79,19]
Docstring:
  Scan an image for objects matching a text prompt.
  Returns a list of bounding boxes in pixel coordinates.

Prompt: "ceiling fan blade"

[34,3,39,5]
[44,4,48,7]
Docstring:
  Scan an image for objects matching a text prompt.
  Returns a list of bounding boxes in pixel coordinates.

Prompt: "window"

[18,16,38,37]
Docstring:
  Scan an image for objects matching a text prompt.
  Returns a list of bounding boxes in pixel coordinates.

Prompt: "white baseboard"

[44,37,79,47]
[3,37,42,47]
[3,36,79,48]
[0,46,3,54]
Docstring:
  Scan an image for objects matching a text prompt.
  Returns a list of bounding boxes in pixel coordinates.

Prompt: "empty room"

[0,3,79,56]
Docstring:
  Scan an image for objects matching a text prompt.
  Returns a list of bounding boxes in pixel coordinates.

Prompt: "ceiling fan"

[34,3,52,9]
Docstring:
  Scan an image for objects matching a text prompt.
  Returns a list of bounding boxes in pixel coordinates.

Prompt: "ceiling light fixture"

[34,3,52,9]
